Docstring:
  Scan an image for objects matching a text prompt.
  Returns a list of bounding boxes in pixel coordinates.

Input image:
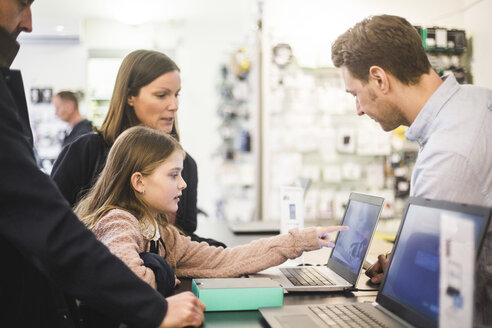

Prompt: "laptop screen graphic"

[331,200,381,274]
[381,204,484,322]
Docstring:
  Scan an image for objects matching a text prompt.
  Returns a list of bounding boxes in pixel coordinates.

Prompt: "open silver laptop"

[260,197,492,328]
[251,192,384,292]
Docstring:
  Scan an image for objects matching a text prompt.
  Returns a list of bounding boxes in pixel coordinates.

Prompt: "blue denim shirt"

[406,74,492,325]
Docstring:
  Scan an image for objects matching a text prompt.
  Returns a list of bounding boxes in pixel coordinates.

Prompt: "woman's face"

[129,70,181,133]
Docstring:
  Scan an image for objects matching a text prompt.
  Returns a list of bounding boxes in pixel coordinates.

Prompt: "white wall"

[263,0,464,65]
[463,0,492,88]
[12,44,88,107]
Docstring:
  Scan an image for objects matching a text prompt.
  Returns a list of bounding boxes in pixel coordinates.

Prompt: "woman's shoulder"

[51,132,107,178]
[62,131,108,154]
[75,131,107,148]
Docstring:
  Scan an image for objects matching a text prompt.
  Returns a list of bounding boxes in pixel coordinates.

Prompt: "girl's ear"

[128,95,135,107]
[131,172,145,194]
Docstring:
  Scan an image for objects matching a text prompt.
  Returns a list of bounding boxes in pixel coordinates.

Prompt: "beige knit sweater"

[92,209,320,289]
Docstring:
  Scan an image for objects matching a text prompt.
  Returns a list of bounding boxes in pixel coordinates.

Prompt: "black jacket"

[0,67,166,327]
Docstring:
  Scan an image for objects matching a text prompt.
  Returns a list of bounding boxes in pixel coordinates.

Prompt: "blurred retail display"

[215,48,258,223]
[417,26,471,84]
[216,12,471,227]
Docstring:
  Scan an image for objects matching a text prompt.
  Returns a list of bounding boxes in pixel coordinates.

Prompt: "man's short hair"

[55,91,79,109]
[331,15,431,85]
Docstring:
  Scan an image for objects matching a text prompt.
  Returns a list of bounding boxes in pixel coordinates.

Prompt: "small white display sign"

[279,186,305,266]
[280,186,304,235]
[439,214,474,328]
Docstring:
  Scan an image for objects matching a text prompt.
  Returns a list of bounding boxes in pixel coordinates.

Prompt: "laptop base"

[260,303,410,328]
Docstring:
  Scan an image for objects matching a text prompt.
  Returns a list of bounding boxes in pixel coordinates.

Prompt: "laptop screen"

[331,199,382,274]
[380,202,485,323]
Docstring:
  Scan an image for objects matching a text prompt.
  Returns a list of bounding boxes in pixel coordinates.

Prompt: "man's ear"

[131,172,145,194]
[368,66,390,94]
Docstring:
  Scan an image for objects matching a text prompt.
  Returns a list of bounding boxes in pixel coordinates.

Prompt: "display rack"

[215,48,260,223]
[261,56,401,222]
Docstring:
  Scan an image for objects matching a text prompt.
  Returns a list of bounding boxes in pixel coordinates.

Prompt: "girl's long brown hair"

[75,126,184,264]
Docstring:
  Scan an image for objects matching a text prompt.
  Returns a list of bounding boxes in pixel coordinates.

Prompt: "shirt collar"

[0,26,20,68]
[405,74,460,146]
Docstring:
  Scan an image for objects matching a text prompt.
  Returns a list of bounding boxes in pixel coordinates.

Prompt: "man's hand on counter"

[365,252,390,284]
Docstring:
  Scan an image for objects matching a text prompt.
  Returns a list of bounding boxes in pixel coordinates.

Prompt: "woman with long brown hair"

[51,49,224,246]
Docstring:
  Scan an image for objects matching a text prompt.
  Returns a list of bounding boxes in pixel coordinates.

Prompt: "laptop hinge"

[372,303,414,328]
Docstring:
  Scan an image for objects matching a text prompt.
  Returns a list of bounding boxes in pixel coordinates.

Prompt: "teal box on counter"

[191,278,283,311]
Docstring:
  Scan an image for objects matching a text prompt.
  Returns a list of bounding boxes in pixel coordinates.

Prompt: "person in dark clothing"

[0,1,205,327]
[51,49,226,248]
[53,90,93,147]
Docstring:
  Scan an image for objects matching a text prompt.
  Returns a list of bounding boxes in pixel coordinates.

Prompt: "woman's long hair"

[99,50,181,145]
[75,126,184,263]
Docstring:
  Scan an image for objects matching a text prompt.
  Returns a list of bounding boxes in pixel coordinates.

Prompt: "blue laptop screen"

[331,200,381,274]
[380,204,484,321]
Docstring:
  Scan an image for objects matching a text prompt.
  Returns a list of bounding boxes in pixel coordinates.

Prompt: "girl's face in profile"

[129,70,181,134]
[140,150,187,215]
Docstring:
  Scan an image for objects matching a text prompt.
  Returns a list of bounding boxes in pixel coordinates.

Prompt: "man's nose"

[355,99,364,116]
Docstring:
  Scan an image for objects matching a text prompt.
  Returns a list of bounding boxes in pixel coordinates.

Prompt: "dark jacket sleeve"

[51,132,107,207]
[0,72,166,327]
[175,152,198,234]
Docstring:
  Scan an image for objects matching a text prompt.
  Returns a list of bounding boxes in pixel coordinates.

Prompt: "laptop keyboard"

[280,267,335,286]
[309,304,388,328]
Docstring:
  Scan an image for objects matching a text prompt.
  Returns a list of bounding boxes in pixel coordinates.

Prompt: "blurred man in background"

[53,90,93,147]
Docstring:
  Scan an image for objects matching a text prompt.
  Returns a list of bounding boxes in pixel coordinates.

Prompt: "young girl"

[75,126,347,286]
